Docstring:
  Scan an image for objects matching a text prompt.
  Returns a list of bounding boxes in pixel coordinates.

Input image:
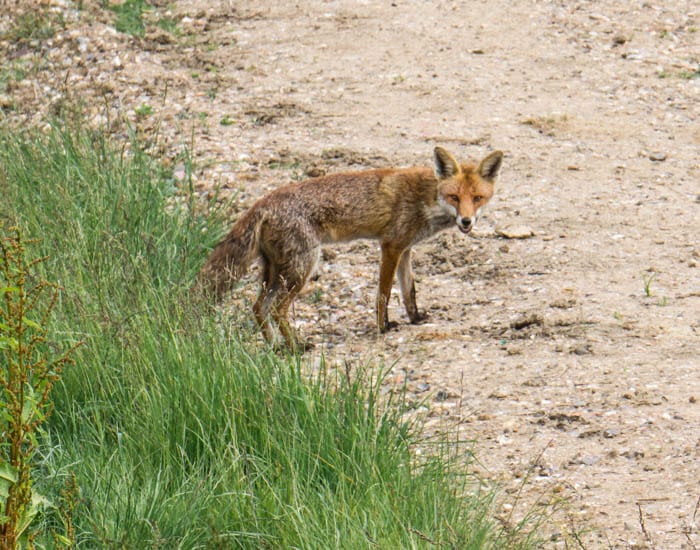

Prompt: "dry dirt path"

[2,0,699,547]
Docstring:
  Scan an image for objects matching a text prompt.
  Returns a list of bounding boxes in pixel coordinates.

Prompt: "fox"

[194,146,503,350]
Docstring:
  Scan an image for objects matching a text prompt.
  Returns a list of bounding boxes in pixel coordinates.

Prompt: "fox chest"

[411,203,454,244]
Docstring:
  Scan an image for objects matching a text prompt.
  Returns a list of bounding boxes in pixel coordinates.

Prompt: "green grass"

[108,0,181,39]
[110,0,149,37]
[1,10,63,44]
[0,122,538,548]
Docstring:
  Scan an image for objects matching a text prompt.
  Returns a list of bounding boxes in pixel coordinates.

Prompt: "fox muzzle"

[457,216,473,234]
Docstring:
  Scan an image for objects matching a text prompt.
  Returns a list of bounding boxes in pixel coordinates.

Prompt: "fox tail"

[193,208,264,302]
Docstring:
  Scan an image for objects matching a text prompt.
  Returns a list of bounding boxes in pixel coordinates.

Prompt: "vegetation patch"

[0,122,538,548]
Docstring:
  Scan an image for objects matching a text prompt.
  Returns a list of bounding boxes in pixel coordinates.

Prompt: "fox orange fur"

[194,147,503,350]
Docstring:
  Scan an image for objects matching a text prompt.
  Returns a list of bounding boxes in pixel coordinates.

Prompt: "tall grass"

[0,123,536,548]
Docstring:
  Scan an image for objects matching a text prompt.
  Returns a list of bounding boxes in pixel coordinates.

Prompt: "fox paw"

[410,311,429,325]
[294,340,315,353]
[380,320,400,333]
[275,339,314,354]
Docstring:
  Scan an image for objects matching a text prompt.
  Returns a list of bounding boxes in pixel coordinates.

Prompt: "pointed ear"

[433,147,460,180]
[478,151,503,181]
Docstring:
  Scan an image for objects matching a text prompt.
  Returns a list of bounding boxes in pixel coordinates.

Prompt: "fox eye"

[448,195,460,203]
[473,196,483,204]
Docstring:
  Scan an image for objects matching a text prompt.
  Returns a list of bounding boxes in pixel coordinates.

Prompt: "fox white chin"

[458,224,473,234]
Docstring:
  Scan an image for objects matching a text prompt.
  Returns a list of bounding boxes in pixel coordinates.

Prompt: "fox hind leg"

[258,234,319,350]
[253,257,277,343]
[271,257,317,351]
[270,283,310,352]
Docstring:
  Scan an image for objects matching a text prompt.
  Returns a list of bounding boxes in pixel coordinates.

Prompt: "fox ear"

[478,151,503,181]
[433,147,460,179]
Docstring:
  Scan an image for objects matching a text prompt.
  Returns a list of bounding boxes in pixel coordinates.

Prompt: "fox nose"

[459,217,472,229]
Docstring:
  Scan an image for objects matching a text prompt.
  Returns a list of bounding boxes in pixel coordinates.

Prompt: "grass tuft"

[110,0,149,38]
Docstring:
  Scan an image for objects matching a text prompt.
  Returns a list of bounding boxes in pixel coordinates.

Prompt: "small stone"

[146,28,175,45]
[603,428,620,438]
[321,248,337,261]
[305,166,325,178]
[496,225,534,239]
[488,388,509,400]
[510,314,543,330]
[570,454,600,466]
[173,164,187,181]
[649,152,667,162]
[572,344,593,356]
[621,449,644,459]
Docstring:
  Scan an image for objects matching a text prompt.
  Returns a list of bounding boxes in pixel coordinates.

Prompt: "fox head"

[434,147,503,234]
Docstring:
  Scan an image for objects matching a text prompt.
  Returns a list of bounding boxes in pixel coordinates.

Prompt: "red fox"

[195,147,503,350]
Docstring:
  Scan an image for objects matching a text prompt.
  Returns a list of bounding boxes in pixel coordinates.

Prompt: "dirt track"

[2,0,699,546]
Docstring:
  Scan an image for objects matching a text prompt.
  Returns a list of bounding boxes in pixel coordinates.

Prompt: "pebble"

[435,390,449,401]
[571,454,601,466]
[649,152,667,162]
[572,344,593,356]
[496,225,534,239]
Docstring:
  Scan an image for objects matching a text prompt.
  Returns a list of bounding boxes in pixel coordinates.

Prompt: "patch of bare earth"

[2,0,699,547]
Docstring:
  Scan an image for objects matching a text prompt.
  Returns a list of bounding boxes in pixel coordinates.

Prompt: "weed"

[219,115,234,126]
[642,272,656,297]
[678,69,700,80]
[134,103,153,118]
[0,227,81,547]
[659,69,700,79]
[155,16,180,36]
[307,288,323,304]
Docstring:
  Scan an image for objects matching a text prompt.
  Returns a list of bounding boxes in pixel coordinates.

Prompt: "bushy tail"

[192,208,263,302]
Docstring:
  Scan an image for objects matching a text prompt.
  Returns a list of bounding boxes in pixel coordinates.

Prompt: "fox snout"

[457,216,474,233]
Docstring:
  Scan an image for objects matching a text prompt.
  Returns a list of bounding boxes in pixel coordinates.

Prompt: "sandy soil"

[2,0,699,547]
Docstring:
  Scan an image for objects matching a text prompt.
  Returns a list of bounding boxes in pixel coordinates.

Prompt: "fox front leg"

[377,243,402,333]
[397,248,428,324]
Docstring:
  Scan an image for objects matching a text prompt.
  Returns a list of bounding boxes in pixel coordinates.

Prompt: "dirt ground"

[2,0,699,547]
